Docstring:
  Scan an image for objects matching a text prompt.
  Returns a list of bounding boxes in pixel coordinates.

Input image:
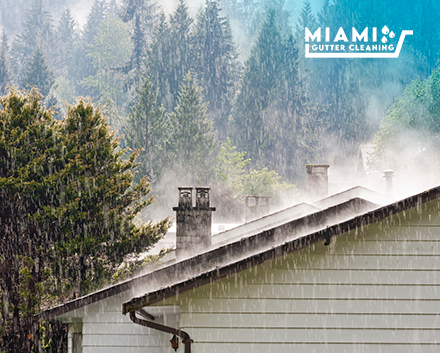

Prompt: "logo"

[304,26,413,58]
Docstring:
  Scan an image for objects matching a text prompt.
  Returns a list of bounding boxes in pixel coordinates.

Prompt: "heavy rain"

[1,0,440,352]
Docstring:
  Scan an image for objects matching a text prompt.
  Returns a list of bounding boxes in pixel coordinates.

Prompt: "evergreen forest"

[1,0,440,350]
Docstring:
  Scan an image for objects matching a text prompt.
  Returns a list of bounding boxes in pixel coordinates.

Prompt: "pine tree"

[131,14,146,72]
[0,0,28,36]
[216,137,250,189]
[119,0,157,88]
[296,0,316,37]
[168,0,194,108]
[230,9,323,180]
[119,0,157,41]
[317,0,332,25]
[83,0,108,45]
[0,89,169,351]
[0,31,13,95]
[148,1,194,112]
[306,0,389,152]
[125,75,170,183]
[81,13,132,117]
[21,46,54,97]
[221,0,290,59]
[148,13,173,111]
[10,0,53,82]
[230,9,285,157]
[78,0,108,98]
[169,72,217,184]
[54,9,79,84]
[294,0,317,89]
[193,0,240,139]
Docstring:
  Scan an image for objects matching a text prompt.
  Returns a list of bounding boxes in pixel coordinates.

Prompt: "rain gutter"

[129,310,192,353]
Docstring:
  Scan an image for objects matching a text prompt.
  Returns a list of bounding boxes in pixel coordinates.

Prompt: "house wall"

[62,292,180,353]
[67,322,82,353]
[157,198,440,352]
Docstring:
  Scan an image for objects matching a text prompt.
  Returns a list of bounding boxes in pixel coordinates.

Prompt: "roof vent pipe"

[383,169,394,197]
[306,164,330,200]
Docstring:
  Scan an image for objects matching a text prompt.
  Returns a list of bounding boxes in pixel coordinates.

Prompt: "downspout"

[129,311,193,353]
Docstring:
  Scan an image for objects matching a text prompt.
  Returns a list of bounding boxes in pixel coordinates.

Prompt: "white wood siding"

[63,291,179,353]
[158,199,440,352]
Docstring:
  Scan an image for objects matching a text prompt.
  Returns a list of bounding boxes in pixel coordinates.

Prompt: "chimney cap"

[306,164,330,172]
[382,169,394,176]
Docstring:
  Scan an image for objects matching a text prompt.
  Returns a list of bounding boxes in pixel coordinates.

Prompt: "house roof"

[38,185,440,321]
[121,185,440,314]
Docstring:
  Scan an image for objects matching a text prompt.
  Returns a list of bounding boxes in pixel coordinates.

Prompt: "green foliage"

[86,14,132,70]
[193,0,241,139]
[300,0,390,160]
[111,248,172,283]
[0,88,62,351]
[125,74,170,183]
[82,14,132,125]
[406,0,440,76]
[38,320,67,353]
[50,76,77,117]
[147,0,240,139]
[77,0,109,98]
[148,13,174,111]
[149,0,194,112]
[296,0,316,34]
[237,167,297,203]
[168,0,194,104]
[21,46,54,97]
[10,0,54,83]
[372,67,440,171]
[213,139,296,219]
[294,0,316,65]
[83,0,109,46]
[230,9,324,181]
[124,72,220,221]
[168,72,217,184]
[210,138,250,221]
[147,2,195,114]
[0,31,13,95]
[119,0,157,73]
[221,0,291,60]
[217,137,250,189]
[53,9,79,90]
[0,88,170,351]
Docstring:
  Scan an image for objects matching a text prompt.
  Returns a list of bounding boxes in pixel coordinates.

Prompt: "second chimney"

[306,164,330,200]
[244,195,271,222]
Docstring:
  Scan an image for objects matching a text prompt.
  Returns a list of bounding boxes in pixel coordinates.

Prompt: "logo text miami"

[304,26,413,58]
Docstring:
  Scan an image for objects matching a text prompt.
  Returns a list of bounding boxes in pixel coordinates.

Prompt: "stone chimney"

[173,187,215,259]
[306,164,330,199]
[244,195,271,222]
